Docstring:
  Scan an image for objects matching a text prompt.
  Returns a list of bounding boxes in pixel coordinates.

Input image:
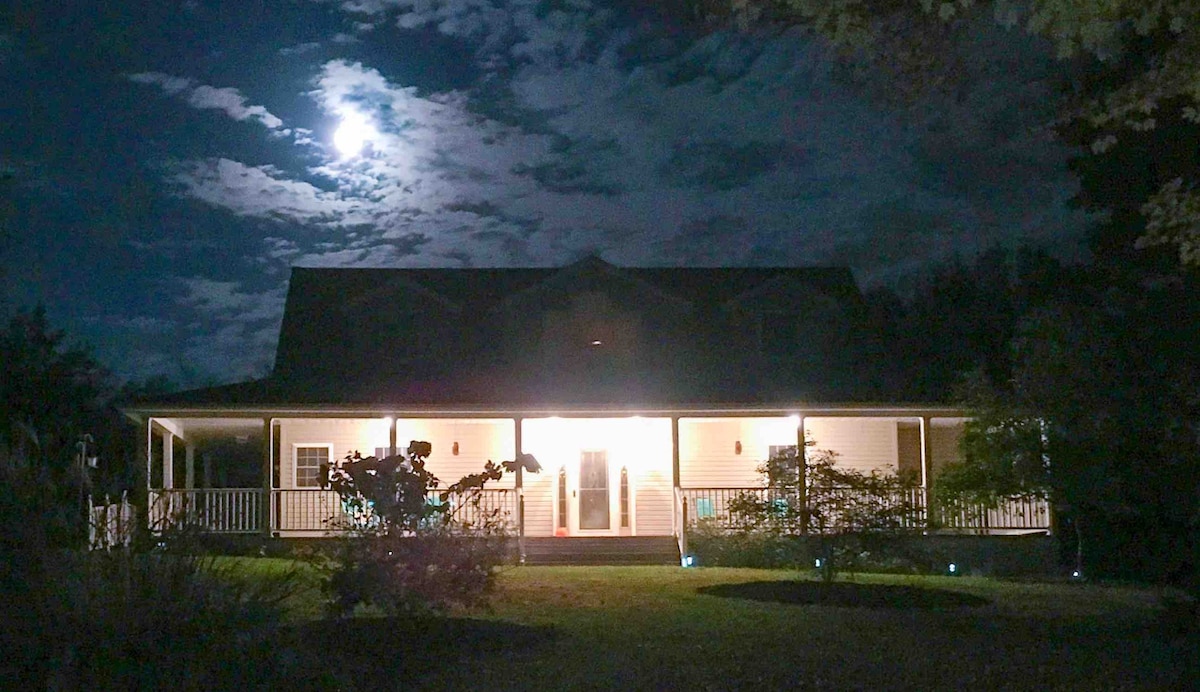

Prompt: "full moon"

[333,116,374,157]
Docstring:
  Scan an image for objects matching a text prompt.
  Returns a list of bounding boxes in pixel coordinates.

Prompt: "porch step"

[521,536,680,566]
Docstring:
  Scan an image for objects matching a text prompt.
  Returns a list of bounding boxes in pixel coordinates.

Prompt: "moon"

[333,115,375,157]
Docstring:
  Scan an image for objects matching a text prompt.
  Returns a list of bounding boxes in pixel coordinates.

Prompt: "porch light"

[735,440,742,455]
[452,441,459,456]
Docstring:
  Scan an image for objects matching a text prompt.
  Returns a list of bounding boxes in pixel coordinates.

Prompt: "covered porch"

[143,410,1052,541]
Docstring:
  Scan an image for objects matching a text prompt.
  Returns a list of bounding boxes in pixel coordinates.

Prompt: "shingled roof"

[136,259,874,410]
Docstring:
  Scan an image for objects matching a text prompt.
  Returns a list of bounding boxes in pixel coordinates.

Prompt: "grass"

[238,562,1197,690]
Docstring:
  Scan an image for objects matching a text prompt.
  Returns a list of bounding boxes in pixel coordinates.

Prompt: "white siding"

[278,418,391,489]
[276,417,517,532]
[679,417,798,488]
[680,416,912,488]
[395,419,516,490]
[805,417,900,475]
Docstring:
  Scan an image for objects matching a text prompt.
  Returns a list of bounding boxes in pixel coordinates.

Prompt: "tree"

[687,0,1200,264]
[939,272,1200,587]
[0,306,113,545]
[318,441,540,616]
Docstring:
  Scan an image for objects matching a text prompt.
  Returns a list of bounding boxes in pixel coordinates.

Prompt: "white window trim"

[293,443,334,489]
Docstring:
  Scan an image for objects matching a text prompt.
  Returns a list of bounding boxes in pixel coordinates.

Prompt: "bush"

[1,458,307,688]
[712,443,923,579]
[316,441,537,617]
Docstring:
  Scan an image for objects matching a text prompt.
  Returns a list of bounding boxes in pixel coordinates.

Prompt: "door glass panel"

[579,451,609,530]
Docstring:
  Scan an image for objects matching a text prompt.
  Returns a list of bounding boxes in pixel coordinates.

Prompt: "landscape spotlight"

[948,562,957,575]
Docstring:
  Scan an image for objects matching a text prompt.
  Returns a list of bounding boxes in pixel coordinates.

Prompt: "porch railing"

[679,487,1051,534]
[149,488,264,534]
[937,495,1052,533]
[149,487,519,534]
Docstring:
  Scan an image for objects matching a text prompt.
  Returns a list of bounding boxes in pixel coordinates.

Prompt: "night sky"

[1,1,1090,386]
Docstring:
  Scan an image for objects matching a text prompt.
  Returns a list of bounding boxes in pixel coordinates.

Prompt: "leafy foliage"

[688,0,1200,264]
[727,443,922,579]
[0,492,299,688]
[937,370,1053,505]
[317,441,539,616]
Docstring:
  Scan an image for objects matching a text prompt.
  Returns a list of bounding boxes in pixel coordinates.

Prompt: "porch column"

[145,420,154,492]
[162,430,174,490]
[797,415,807,534]
[671,417,680,537]
[388,416,397,457]
[184,443,195,489]
[514,417,525,563]
[262,418,273,537]
[920,416,934,529]
[202,453,212,489]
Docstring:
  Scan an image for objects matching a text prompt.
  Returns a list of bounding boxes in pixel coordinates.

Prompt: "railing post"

[680,495,688,564]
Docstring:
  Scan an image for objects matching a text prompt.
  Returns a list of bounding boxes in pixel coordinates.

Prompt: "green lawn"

[255,563,1198,690]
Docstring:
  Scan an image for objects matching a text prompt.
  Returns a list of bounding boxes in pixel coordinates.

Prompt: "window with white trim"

[295,445,332,488]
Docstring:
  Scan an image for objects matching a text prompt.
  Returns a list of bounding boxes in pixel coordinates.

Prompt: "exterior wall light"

[735,440,742,455]
[452,441,460,456]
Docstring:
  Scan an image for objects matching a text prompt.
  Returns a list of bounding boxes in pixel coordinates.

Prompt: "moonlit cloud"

[128,73,285,129]
[67,1,1089,384]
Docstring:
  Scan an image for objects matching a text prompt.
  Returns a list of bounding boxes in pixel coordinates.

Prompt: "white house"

[123,258,1049,560]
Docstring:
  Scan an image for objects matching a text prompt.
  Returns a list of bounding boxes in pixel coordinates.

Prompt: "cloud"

[170,277,289,380]
[128,72,284,129]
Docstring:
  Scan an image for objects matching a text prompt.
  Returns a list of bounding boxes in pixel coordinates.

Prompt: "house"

[122,258,1050,562]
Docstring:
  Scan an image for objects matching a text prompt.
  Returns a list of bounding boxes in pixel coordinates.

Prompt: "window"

[768,445,797,461]
[295,445,331,488]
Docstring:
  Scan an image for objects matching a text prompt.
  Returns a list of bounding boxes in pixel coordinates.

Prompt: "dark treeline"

[857,88,1200,588]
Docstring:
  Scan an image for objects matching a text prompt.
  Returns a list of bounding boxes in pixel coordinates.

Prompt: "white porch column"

[184,444,196,489]
[919,416,934,491]
[796,415,807,534]
[920,416,934,529]
[162,430,174,490]
[515,417,525,561]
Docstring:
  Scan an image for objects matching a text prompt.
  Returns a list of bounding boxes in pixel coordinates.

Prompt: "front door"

[578,450,610,530]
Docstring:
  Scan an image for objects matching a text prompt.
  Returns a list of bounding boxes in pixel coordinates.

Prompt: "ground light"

[948,562,958,576]
[682,554,695,567]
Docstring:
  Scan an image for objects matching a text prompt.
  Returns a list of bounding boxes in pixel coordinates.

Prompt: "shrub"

[718,442,922,579]
[316,441,538,616]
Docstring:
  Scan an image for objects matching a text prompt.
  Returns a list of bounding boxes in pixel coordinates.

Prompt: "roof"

[129,259,900,414]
